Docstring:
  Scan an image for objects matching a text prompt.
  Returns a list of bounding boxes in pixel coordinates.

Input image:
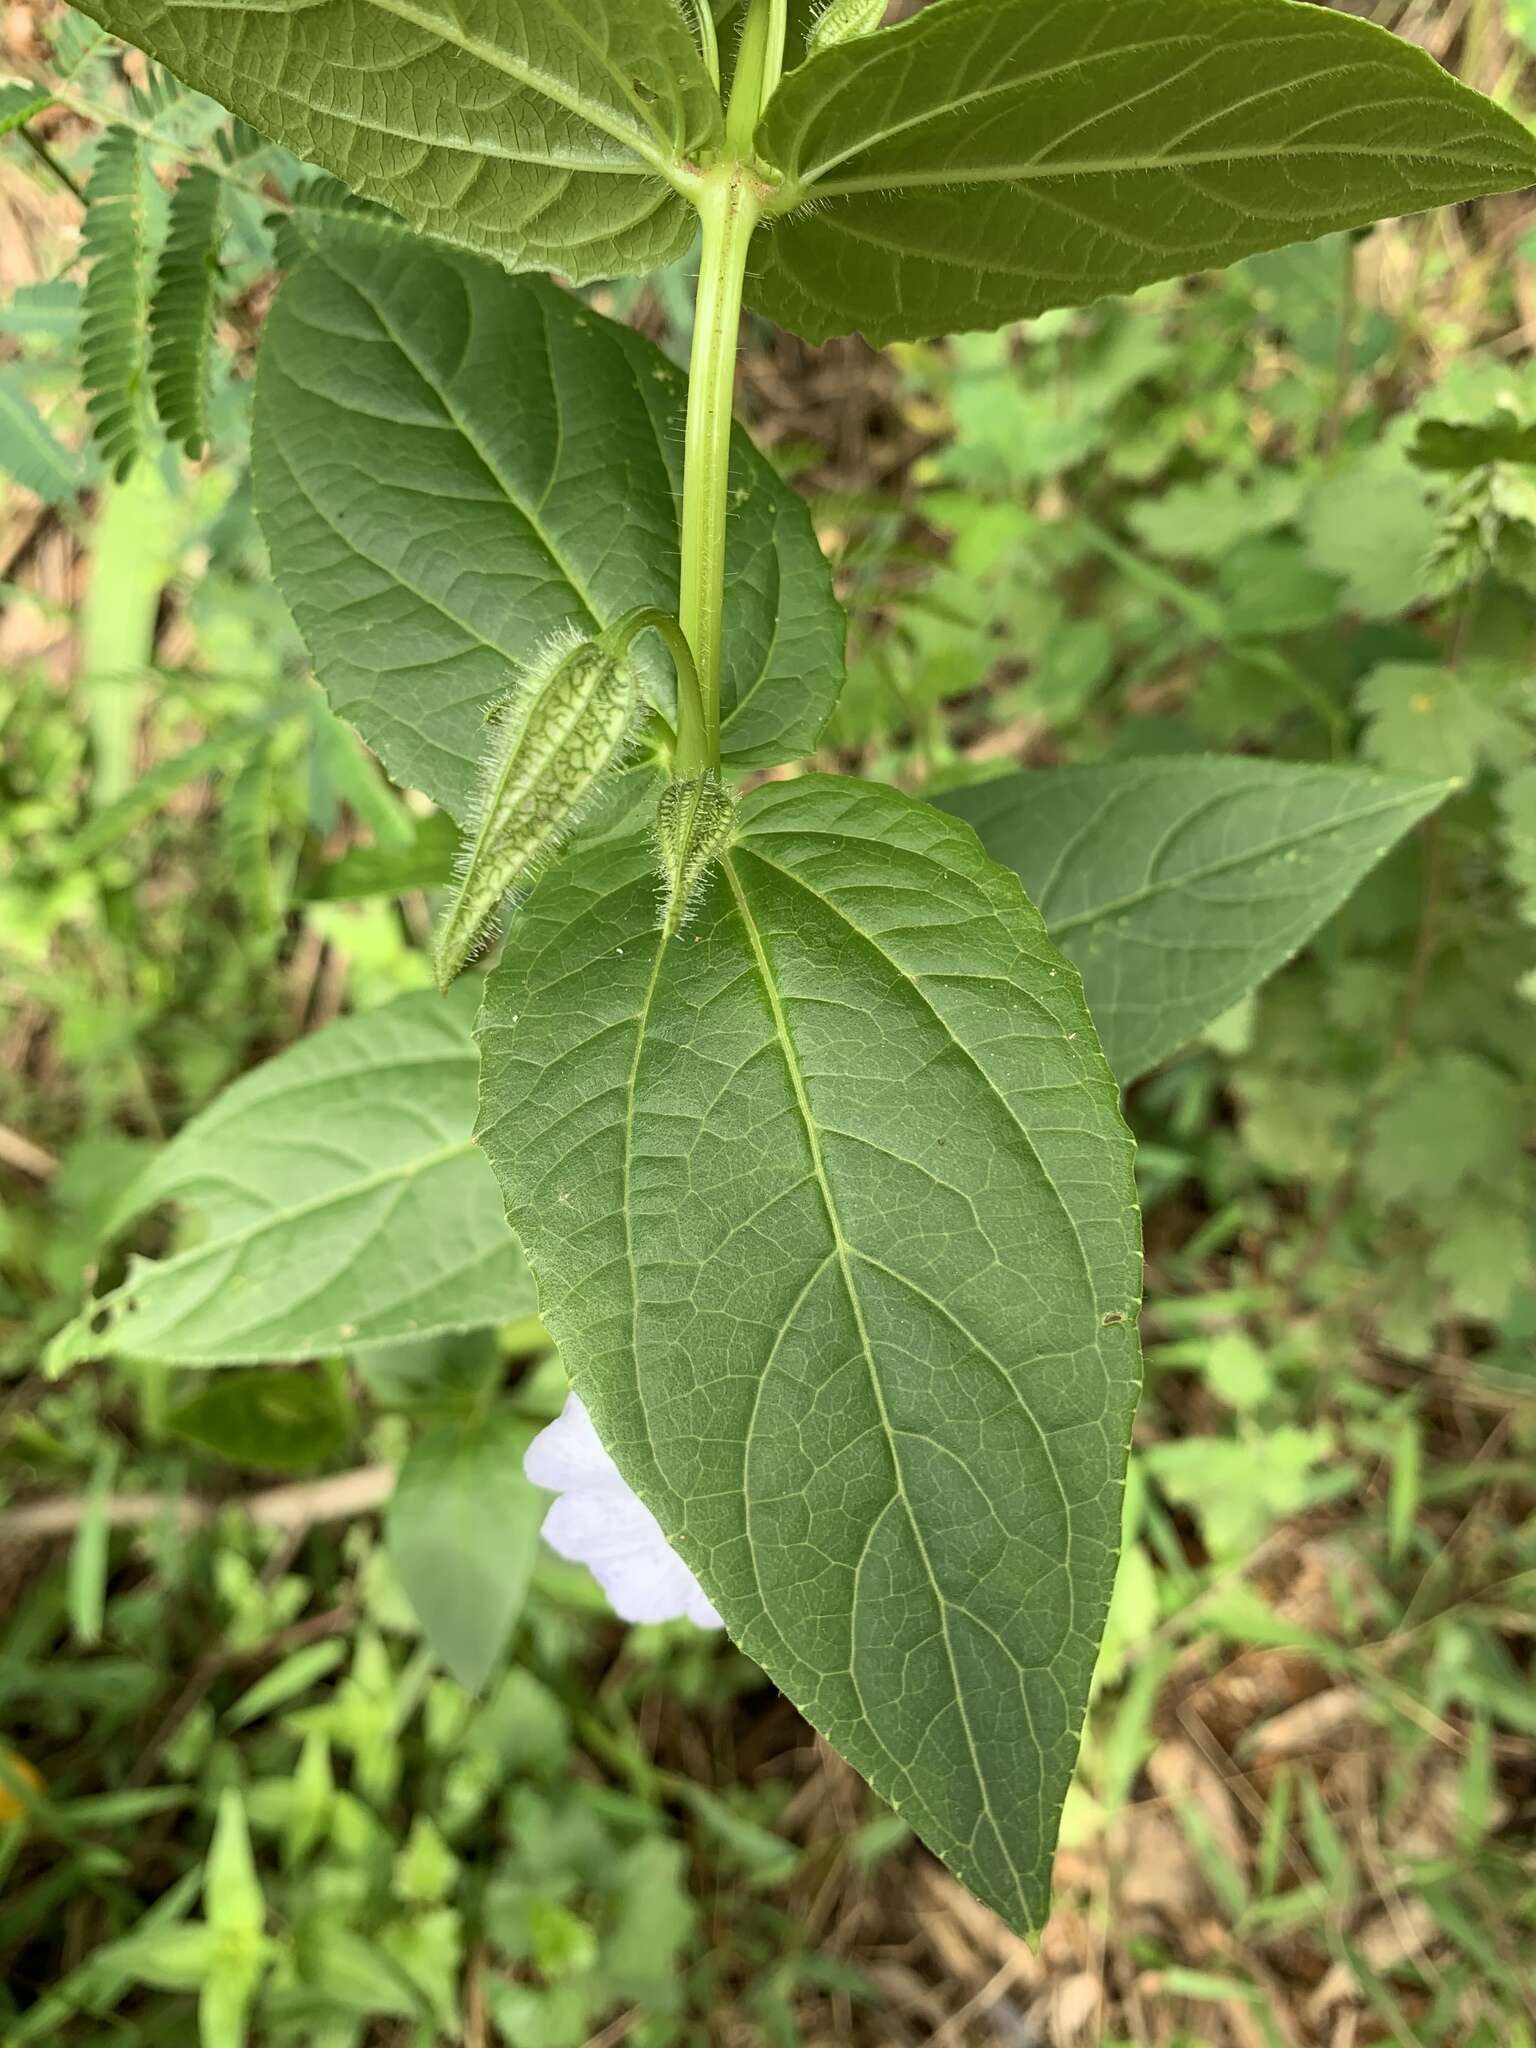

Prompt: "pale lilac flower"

[523,1394,723,1630]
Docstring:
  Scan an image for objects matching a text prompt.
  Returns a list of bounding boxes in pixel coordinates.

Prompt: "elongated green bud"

[807,0,885,57]
[434,631,638,991]
[655,772,736,930]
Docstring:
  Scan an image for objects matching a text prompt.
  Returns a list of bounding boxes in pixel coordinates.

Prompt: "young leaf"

[73,0,721,283]
[1357,663,1508,779]
[1411,414,1536,473]
[0,279,81,342]
[0,368,82,505]
[302,810,460,902]
[749,0,1536,343]
[204,1790,265,1938]
[80,125,153,478]
[477,776,1142,1933]
[940,759,1453,1082]
[200,1791,272,2048]
[69,715,282,864]
[386,1412,544,1694]
[47,989,532,1370]
[1301,448,1439,617]
[68,1445,118,1646]
[0,83,54,138]
[253,230,843,816]
[164,1368,352,1471]
[149,163,222,459]
[221,737,283,939]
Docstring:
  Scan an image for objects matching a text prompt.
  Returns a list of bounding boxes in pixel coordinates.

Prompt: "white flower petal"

[522,1391,628,1494]
[524,1394,723,1631]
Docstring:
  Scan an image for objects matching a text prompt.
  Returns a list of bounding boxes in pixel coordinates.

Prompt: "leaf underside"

[388,1411,544,1693]
[750,0,1536,342]
[52,990,532,1368]
[74,0,721,282]
[941,759,1453,1081]
[476,775,1142,1931]
[253,226,845,818]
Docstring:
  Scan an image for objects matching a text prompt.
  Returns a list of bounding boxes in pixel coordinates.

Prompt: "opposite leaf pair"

[77,0,1536,346]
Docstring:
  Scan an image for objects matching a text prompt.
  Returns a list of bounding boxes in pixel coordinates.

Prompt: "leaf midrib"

[1035,787,1444,936]
[356,0,695,189]
[303,266,610,637]
[736,834,1098,1300]
[800,134,1519,203]
[768,2,1533,207]
[133,1138,477,1279]
[150,1239,510,1363]
[718,851,1032,1927]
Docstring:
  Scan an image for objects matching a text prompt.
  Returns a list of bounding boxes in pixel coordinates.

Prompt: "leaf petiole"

[724,0,787,156]
[675,164,762,774]
[601,605,706,758]
[686,0,720,90]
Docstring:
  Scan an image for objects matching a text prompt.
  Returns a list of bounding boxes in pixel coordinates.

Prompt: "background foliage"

[2,1,1534,2041]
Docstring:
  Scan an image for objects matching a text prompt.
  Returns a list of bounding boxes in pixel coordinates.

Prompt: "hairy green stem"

[603,604,705,743]
[20,124,85,204]
[687,0,721,88]
[675,166,762,773]
[724,0,786,156]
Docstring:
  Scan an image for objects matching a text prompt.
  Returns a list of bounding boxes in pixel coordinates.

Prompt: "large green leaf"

[941,759,1452,1082]
[254,228,844,817]
[48,989,532,1369]
[164,1368,353,1471]
[387,1410,544,1692]
[74,0,720,282]
[749,0,1536,343]
[476,775,1142,1930]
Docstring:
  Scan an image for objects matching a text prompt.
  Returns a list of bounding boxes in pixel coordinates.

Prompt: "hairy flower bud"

[434,631,638,991]
[807,0,886,57]
[655,772,737,930]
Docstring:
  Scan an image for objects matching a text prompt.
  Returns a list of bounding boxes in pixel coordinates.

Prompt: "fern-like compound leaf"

[150,164,222,458]
[269,172,408,268]
[80,125,152,480]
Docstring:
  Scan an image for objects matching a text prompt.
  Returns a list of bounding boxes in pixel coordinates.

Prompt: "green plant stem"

[675,166,762,773]
[687,0,720,88]
[20,124,85,204]
[604,604,706,745]
[724,0,786,156]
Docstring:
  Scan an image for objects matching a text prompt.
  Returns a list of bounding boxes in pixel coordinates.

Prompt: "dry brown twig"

[0,1462,394,1544]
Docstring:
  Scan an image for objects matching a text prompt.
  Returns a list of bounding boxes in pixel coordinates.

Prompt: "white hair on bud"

[434,628,642,992]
